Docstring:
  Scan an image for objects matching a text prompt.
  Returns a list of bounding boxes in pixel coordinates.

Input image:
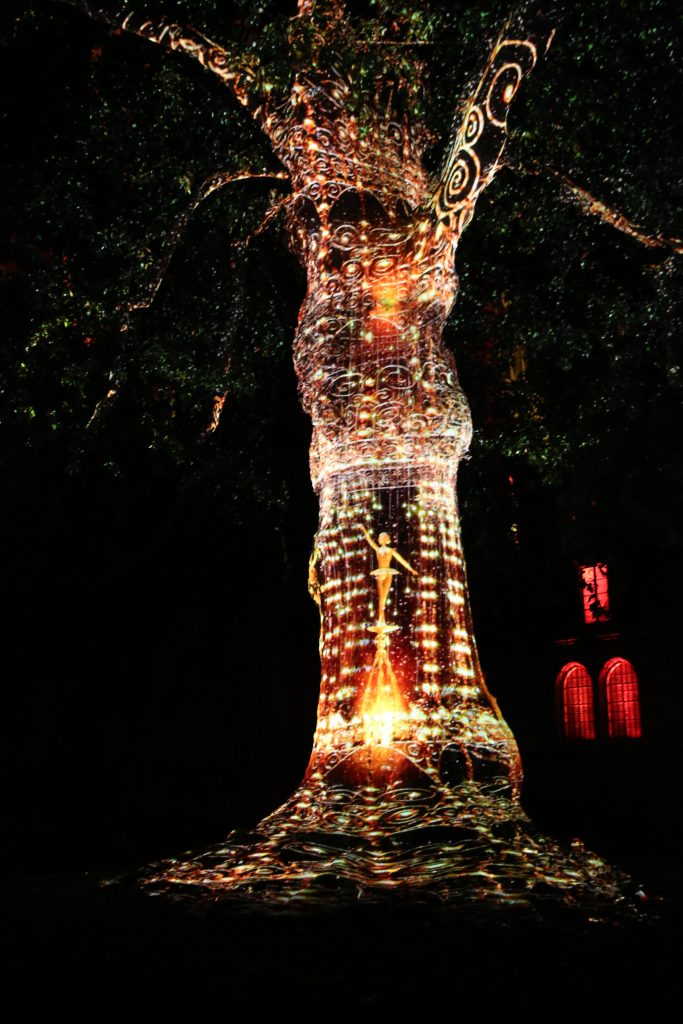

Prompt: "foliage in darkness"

[1,0,682,589]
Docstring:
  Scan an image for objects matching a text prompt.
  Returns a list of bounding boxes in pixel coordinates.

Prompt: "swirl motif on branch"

[432,33,545,223]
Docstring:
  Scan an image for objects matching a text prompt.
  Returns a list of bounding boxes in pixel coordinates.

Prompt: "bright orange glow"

[358,631,410,746]
[371,272,408,315]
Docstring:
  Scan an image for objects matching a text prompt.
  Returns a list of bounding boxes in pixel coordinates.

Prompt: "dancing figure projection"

[58,1,663,911]
[357,525,417,746]
[358,524,418,627]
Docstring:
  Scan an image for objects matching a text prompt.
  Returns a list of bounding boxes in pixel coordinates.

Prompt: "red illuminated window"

[599,658,642,738]
[580,563,610,624]
[556,662,596,740]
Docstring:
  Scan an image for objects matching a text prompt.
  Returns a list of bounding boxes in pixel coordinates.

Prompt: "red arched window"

[599,658,642,738]
[556,662,596,740]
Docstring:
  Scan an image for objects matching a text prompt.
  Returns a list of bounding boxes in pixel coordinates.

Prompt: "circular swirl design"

[207,47,228,70]
[443,148,481,211]
[369,256,395,277]
[332,223,358,250]
[463,104,485,146]
[387,122,402,147]
[421,359,453,391]
[486,62,523,127]
[322,369,363,401]
[376,363,413,392]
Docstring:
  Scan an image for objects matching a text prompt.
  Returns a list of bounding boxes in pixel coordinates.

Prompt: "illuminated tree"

[14,0,678,907]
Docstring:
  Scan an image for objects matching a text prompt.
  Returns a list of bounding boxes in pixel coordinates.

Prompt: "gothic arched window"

[599,658,642,738]
[556,662,596,740]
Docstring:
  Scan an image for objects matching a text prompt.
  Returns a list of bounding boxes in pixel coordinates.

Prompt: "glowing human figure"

[358,524,418,626]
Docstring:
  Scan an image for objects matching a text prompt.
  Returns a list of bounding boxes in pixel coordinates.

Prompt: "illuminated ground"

[139,774,642,921]
[5,766,677,1009]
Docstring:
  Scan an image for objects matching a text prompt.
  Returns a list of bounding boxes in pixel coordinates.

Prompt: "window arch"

[556,662,596,740]
[599,658,642,738]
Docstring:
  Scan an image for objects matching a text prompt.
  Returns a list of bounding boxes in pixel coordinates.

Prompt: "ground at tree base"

[6,773,677,1008]
[5,779,678,1009]
[137,778,649,924]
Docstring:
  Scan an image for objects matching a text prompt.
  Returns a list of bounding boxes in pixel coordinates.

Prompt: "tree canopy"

[0,6,679,590]
[3,2,681,618]
[3,1,681,496]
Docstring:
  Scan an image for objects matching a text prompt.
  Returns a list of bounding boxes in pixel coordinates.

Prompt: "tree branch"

[124,170,289,322]
[234,193,293,251]
[54,2,262,112]
[85,385,118,428]
[86,170,288,428]
[510,162,683,255]
[205,389,228,435]
[431,6,557,233]
[295,1,346,22]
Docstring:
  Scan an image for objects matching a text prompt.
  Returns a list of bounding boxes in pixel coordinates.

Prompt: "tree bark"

[277,17,556,794]
[55,2,264,115]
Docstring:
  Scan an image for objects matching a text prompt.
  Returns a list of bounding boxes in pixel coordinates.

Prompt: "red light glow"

[600,657,642,738]
[580,563,610,624]
[556,662,596,740]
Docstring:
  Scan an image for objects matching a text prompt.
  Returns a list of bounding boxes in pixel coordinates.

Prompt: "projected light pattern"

[140,12,635,913]
[144,779,632,914]
[308,477,520,786]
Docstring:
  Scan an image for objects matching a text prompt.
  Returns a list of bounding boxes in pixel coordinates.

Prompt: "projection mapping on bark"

[55,0,670,914]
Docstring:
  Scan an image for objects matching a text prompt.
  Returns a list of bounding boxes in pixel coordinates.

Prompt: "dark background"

[1,1,681,909]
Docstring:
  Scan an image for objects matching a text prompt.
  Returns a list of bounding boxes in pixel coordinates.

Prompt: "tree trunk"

[296,202,521,796]
[140,39,630,913]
